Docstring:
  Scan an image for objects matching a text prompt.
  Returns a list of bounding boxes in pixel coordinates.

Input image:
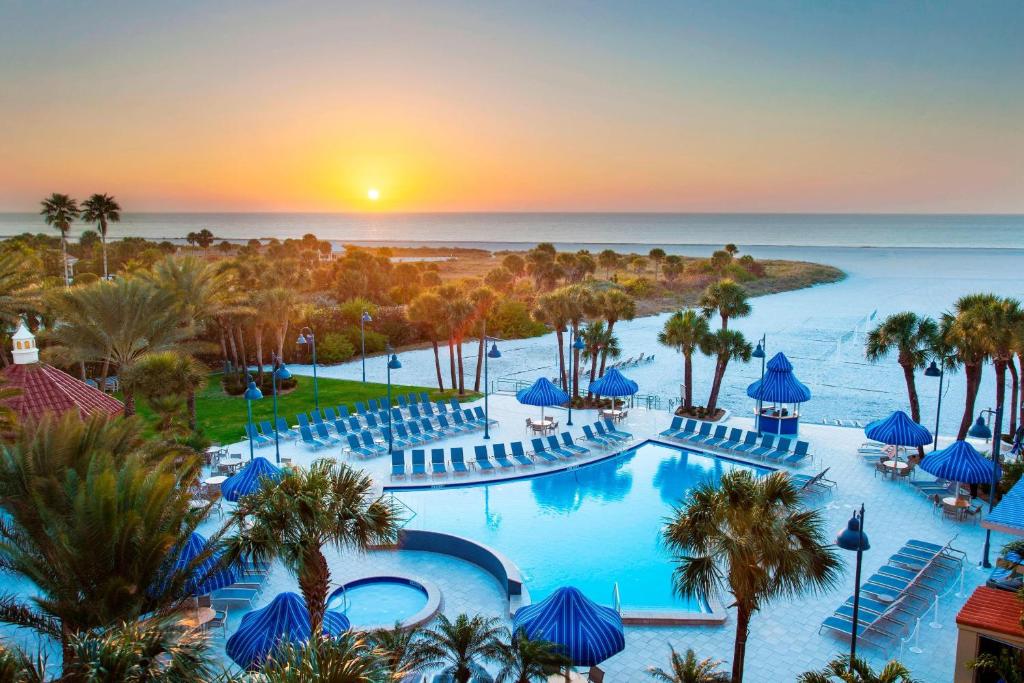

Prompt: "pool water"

[394,441,770,612]
[327,578,429,629]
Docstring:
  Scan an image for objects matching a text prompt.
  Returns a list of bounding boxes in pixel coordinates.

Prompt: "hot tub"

[327,575,440,630]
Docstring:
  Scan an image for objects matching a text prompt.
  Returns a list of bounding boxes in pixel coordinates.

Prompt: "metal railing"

[491,377,679,412]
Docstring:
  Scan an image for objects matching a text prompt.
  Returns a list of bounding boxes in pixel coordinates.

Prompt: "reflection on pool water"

[327,577,429,629]
[394,441,771,612]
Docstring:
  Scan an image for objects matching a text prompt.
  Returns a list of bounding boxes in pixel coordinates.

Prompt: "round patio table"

[942,496,969,508]
[178,607,215,630]
[203,475,228,486]
[881,460,909,472]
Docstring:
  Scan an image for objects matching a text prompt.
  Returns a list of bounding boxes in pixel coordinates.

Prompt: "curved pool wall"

[383,440,769,624]
[327,574,441,630]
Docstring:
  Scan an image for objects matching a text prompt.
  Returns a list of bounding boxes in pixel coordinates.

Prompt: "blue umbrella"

[746,352,812,403]
[920,440,999,485]
[517,377,569,423]
[588,367,638,398]
[226,592,350,670]
[513,586,625,667]
[166,532,237,597]
[221,456,284,502]
[864,410,932,447]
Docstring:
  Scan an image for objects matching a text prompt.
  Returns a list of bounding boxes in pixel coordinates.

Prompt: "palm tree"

[942,294,997,439]
[798,655,918,683]
[419,613,507,683]
[562,285,596,398]
[646,646,729,683]
[438,284,474,395]
[581,321,620,396]
[256,634,389,682]
[368,623,431,681]
[0,254,39,340]
[45,278,200,416]
[227,459,399,638]
[470,286,498,393]
[649,248,667,281]
[976,297,1023,441]
[1013,320,1024,435]
[865,312,937,438]
[700,329,752,414]
[658,310,711,410]
[0,413,210,672]
[698,280,750,331]
[39,193,79,287]
[534,291,572,391]
[493,629,571,683]
[122,351,207,432]
[596,289,636,377]
[258,287,298,361]
[79,193,121,280]
[408,291,448,391]
[598,249,619,280]
[664,470,841,683]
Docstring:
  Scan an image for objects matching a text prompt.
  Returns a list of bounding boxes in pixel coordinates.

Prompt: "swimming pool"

[327,576,431,629]
[393,440,771,613]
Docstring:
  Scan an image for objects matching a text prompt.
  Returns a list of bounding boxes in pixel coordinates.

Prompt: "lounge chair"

[419,418,443,441]
[410,450,427,477]
[673,419,698,440]
[299,424,326,450]
[332,418,350,438]
[452,411,475,432]
[394,423,419,446]
[355,402,367,416]
[449,398,461,412]
[659,416,684,437]
[436,415,464,434]
[345,434,375,458]
[732,431,759,454]
[397,395,408,410]
[449,447,470,474]
[474,406,494,424]
[360,431,386,454]
[422,402,436,417]
[530,438,559,462]
[793,468,836,494]
[594,421,627,443]
[750,435,777,459]
[390,408,403,425]
[547,435,577,458]
[430,449,447,476]
[391,451,406,478]
[686,422,714,444]
[703,425,730,448]
[764,438,792,463]
[475,445,503,471]
[510,442,533,466]
[296,414,312,431]
[602,418,632,440]
[310,410,325,426]
[785,441,811,465]
[245,423,272,447]
[259,421,282,443]
[323,407,338,422]
[336,405,350,419]
[314,421,341,445]
[409,403,422,420]
[368,399,379,412]
[347,416,363,434]
[211,586,260,608]
[582,424,613,447]
[407,422,430,443]
[419,392,430,404]
[491,444,515,469]
[364,413,382,433]
[435,400,448,414]
[275,417,300,440]
[382,427,412,450]
[560,432,590,455]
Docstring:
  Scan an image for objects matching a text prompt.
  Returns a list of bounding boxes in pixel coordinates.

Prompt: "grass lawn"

[132,373,480,445]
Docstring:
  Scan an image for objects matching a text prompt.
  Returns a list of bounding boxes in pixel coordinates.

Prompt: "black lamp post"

[360,311,372,383]
[969,407,1003,568]
[270,353,291,465]
[836,504,870,662]
[484,339,501,439]
[924,360,945,452]
[568,331,585,426]
[385,348,401,454]
[752,335,766,434]
[243,375,263,462]
[296,327,319,413]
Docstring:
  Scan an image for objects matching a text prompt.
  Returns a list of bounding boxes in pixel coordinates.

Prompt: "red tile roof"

[956,586,1024,640]
[2,363,124,421]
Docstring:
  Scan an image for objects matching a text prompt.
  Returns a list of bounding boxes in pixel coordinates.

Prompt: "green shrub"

[622,276,655,297]
[488,300,548,338]
[340,326,388,354]
[316,332,356,364]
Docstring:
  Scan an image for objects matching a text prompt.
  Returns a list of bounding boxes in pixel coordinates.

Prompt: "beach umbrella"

[920,440,998,496]
[864,410,932,448]
[163,532,237,597]
[588,367,638,398]
[516,377,569,424]
[221,456,284,502]
[226,592,349,670]
[513,586,625,667]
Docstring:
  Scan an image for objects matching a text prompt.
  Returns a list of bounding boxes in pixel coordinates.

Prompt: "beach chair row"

[659,417,811,466]
[300,408,495,454]
[819,539,964,650]
[580,419,634,447]
[210,558,272,611]
[391,430,610,478]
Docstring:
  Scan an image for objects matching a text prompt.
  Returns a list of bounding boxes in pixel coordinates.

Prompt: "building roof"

[956,586,1024,640]
[1,363,124,421]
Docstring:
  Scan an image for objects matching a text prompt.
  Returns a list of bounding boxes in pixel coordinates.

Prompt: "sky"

[1,1,1022,213]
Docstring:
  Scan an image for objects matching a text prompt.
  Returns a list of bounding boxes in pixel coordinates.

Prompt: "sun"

[367,188,380,201]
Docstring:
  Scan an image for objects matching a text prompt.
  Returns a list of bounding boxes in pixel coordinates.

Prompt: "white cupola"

[11,321,39,365]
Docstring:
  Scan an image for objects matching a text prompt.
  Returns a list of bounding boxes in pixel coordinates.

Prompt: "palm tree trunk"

[236,324,248,376]
[994,359,1007,442]
[572,323,581,399]
[448,337,457,391]
[99,357,110,393]
[431,340,445,391]
[101,232,109,280]
[1009,359,1019,436]
[123,387,136,417]
[598,320,616,377]
[707,356,727,413]
[473,323,485,393]
[226,326,240,370]
[298,549,330,642]
[901,361,925,456]
[456,338,465,395]
[731,605,751,683]
[957,362,983,440]
[587,350,598,400]
[254,327,264,383]
[1017,354,1024,434]
[60,233,69,288]
[218,327,229,364]
[187,390,197,431]
[555,329,566,391]
[684,352,693,409]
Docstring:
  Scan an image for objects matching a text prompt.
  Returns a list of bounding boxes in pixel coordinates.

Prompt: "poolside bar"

[745,352,811,436]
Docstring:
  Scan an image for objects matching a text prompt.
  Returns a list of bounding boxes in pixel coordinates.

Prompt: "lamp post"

[752,335,766,434]
[836,504,870,662]
[270,353,291,465]
[360,311,372,383]
[244,375,263,462]
[296,327,319,413]
[484,338,501,439]
[568,330,585,426]
[385,348,401,454]
[970,407,1003,568]
[924,360,945,452]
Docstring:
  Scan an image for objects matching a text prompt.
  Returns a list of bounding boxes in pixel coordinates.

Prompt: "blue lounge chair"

[450,447,469,474]
[310,410,324,426]
[323,407,337,422]
[245,423,272,447]
[764,438,792,463]
[435,400,448,414]
[397,395,408,410]
[451,411,473,431]
[786,441,812,465]
[750,435,777,459]
[463,408,482,426]
[259,421,281,443]
[407,422,429,444]
[546,435,577,458]
[422,401,436,417]
[275,417,300,440]
[560,432,590,455]
[449,398,461,412]
[686,422,713,444]
[391,408,403,424]
[509,442,533,466]
[346,434,375,458]
[703,425,730,448]
[311,421,339,445]
[733,431,759,453]
[430,449,447,475]
[491,444,515,469]
[332,419,350,437]
[436,415,463,434]
[474,406,493,424]
[594,421,626,443]
[296,413,311,430]
[410,450,427,477]
[473,446,497,471]
[659,417,683,437]
[530,438,560,462]
[722,428,744,450]
[364,413,382,432]
[336,405,350,419]
[602,418,632,440]
[347,416,363,434]
[673,419,698,440]
[382,427,412,449]
[360,431,386,454]
[418,419,442,442]
[394,423,420,446]
[368,399,379,412]
[409,403,422,420]
[582,424,613,447]
[391,451,406,478]
[299,424,328,450]
[355,402,367,416]
[419,392,430,404]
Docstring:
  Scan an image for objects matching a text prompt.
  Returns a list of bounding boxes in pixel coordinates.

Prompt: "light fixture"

[968,414,992,440]
[752,343,765,359]
[924,361,941,378]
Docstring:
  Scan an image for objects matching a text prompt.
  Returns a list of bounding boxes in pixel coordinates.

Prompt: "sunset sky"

[1,1,1021,213]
